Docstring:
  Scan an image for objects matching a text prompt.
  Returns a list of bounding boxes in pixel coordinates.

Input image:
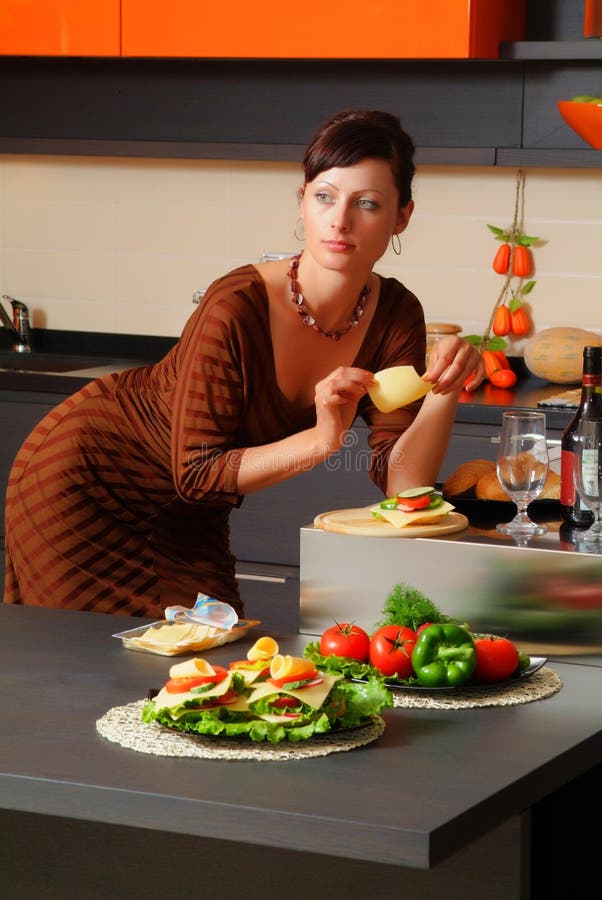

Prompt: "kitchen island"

[1,604,600,899]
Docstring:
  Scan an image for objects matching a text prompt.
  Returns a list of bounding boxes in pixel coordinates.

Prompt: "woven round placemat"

[391,666,562,710]
[96,700,386,761]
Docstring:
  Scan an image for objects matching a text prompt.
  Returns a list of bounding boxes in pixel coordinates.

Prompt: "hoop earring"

[294,218,305,242]
[391,233,402,256]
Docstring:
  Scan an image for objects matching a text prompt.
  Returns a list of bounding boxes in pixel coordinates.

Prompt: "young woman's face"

[299,158,413,273]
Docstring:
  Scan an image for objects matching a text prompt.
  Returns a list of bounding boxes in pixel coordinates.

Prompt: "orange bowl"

[557,100,602,149]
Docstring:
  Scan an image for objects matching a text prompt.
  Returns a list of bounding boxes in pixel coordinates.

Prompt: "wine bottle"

[560,345,602,527]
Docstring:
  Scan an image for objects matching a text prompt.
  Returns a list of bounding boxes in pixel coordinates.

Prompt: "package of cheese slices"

[142,641,393,744]
[113,594,260,656]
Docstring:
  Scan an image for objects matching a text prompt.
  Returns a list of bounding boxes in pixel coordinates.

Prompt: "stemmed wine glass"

[496,411,549,536]
[573,419,602,544]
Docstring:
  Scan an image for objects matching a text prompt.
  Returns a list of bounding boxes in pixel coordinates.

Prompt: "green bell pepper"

[411,624,476,687]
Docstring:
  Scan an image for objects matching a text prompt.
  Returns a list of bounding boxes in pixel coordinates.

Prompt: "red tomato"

[201,689,241,708]
[369,625,417,678]
[271,697,302,708]
[489,368,517,389]
[319,622,370,662]
[473,637,520,683]
[164,665,229,694]
[416,622,433,636]
[396,493,432,511]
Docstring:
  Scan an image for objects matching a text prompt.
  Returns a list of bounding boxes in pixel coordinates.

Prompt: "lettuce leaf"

[303,641,420,687]
[141,675,392,744]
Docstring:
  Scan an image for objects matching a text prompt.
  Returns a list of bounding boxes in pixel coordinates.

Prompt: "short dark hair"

[302,110,416,207]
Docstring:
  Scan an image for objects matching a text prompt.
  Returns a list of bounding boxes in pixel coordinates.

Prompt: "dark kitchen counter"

[0,333,578,431]
[0,328,176,393]
[0,604,600,899]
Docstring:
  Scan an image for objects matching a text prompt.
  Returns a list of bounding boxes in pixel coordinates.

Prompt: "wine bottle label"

[581,449,599,497]
[560,448,577,506]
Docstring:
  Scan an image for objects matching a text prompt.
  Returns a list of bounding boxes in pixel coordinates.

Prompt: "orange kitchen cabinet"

[0,0,120,56]
[121,0,525,59]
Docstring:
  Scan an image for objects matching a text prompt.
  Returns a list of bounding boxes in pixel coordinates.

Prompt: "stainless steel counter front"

[300,515,602,663]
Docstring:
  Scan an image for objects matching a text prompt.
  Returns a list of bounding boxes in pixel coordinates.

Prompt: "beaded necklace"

[286,253,370,342]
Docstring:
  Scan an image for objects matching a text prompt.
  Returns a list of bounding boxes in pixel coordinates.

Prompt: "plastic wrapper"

[113,593,259,656]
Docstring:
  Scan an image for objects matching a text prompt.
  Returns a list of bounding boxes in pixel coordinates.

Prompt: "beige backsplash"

[0,156,600,345]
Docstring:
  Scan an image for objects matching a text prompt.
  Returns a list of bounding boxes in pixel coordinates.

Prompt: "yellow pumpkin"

[524,327,602,384]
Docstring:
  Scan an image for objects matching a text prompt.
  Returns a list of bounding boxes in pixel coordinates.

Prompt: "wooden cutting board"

[313,507,469,538]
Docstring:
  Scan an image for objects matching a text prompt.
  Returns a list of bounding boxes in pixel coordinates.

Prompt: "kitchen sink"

[0,351,117,373]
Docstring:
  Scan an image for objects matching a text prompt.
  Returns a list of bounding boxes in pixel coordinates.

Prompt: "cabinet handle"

[236,572,286,584]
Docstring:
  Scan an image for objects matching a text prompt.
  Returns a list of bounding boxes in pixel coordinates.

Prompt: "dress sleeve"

[359,280,427,495]
[170,271,258,505]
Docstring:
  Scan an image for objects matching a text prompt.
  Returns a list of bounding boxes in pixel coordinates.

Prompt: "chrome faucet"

[0,295,33,352]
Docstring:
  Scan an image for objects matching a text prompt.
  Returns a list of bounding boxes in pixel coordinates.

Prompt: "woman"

[4,109,484,617]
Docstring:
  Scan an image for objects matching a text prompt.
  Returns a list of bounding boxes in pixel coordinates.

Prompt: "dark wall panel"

[0,57,523,149]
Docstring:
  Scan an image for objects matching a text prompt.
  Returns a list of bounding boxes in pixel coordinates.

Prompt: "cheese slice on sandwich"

[270,654,317,683]
[249,673,342,710]
[371,500,455,529]
[169,658,216,679]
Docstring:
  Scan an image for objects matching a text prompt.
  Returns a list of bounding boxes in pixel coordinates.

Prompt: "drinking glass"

[573,419,602,544]
[496,411,549,536]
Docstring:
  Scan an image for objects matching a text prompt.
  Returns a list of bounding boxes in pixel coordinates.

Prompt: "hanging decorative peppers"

[510,305,531,336]
[464,169,544,387]
[512,244,532,277]
[492,243,511,274]
[492,303,511,336]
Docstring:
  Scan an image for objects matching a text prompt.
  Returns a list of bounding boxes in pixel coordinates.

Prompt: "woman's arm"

[172,274,374,500]
[384,335,484,495]
[237,365,375,494]
[385,389,459,495]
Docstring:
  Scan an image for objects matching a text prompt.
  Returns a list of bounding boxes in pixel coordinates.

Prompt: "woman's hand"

[424,337,485,394]
[313,366,374,453]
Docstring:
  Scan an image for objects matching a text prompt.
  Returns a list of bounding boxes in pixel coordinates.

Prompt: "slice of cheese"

[368,366,432,413]
[370,500,455,529]
[248,673,342,710]
[247,636,279,661]
[168,657,216,679]
[140,622,199,646]
[270,655,317,682]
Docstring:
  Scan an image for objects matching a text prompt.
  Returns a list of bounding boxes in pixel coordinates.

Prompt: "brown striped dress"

[3,265,425,618]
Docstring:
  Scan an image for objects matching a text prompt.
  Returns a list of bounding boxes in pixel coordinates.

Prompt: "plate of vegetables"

[303,583,547,693]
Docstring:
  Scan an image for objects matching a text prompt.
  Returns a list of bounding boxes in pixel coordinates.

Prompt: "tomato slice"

[205,689,241,707]
[271,696,302,708]
[186,689,242,709]
[164,664,229,694]
[396,493,432,511]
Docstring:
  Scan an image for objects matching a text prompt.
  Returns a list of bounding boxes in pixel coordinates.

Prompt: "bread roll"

[539,469,561,500]
[442,459,496,496]
[475,468,561,501]
[475,470,509,501]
